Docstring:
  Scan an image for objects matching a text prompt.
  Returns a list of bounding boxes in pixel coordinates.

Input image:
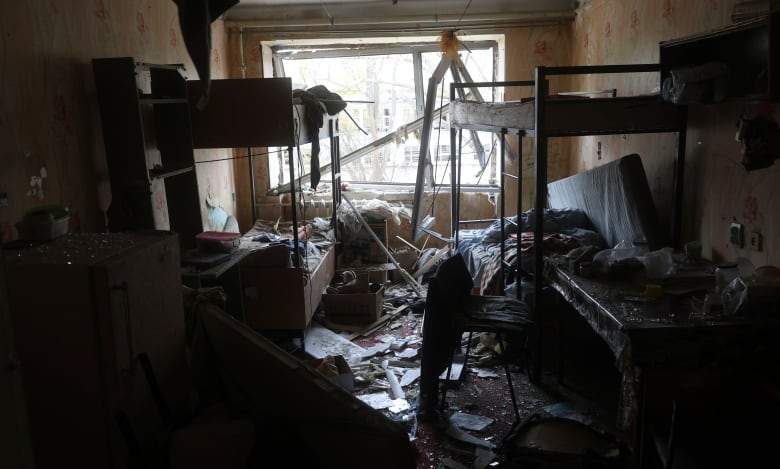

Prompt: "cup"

[684,241,702,261]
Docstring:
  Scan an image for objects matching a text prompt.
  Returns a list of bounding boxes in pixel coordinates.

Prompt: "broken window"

[263,35,505,194]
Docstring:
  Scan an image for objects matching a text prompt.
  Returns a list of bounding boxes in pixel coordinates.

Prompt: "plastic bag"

[592,240,644,277]
[641,249,675,279]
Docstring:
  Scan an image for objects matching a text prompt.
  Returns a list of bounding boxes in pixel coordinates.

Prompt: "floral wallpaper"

[571,0,779,266]
[0,0,235,243]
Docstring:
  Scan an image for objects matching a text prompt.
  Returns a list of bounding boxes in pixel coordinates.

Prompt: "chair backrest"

[431,252,474,297]
[420,252,475,380]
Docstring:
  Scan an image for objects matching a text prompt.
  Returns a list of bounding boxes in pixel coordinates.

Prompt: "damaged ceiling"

[224,0,579,29]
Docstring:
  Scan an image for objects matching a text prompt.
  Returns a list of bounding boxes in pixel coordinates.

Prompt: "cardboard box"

[335,264,391,284]
[242,247,335,330]
[323,284,384,325]
[304,355,354,392]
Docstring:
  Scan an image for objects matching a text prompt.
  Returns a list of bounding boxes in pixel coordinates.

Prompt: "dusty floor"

[313,297,634,469]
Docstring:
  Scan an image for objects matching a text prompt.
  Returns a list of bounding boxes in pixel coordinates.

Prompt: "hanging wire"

[194,148,286,164]
[456,0,474,28]
[319,0,333,25]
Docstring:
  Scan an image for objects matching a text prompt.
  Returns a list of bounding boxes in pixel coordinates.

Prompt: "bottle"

[715,262,738,293]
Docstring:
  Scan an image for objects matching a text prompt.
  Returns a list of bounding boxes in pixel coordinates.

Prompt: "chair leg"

[496,332,521,422]
[440,331,473,412]
[463,331,473,370]
[440,349,456,411]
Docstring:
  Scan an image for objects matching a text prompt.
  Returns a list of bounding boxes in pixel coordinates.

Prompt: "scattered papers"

[357,392,410,413]
[449,412,495,432]
[305,324,367,365]
[400,368,421,387]
[360,341,392,360]
[396,348,419,359]
[440,361,464,382]
[474,368,500,379]
[444,421,494,449]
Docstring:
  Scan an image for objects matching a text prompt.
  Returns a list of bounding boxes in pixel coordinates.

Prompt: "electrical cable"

[194,147,285,164]
[456,0,474,29]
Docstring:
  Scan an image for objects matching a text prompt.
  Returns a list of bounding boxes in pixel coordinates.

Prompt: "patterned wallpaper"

[0,0,235,243]
[4,1,777,266]
[571,0,779,266]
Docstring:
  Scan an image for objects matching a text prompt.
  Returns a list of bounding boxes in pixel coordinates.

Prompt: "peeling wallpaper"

[571,0,779,267]
[0,0,234,243]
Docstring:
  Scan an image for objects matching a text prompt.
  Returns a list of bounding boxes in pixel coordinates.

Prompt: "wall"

[227,23,573,243]
[570,0,779,267]
[0,0,234,242]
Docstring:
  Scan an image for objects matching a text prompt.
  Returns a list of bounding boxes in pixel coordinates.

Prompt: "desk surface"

[181,236,334,281]
[544,258,780,430]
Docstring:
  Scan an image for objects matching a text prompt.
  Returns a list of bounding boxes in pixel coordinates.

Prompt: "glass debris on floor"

[294,281,622,469]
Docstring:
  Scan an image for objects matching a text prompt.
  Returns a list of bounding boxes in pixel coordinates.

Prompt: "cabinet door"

[92,233,190,465]
[6,264,112,468]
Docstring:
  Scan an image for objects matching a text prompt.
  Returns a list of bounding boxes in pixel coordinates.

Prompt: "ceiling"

[224,0,579,28]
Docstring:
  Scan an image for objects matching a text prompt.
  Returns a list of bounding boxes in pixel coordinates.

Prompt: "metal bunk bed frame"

[449,64,689,382]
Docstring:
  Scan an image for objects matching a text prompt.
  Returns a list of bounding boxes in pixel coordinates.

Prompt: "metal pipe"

[341,195,424,296]
[226,11,575,30]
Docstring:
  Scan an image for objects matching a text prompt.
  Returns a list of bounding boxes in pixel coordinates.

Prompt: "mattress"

[546,153,662,250]
[450,99,535,132]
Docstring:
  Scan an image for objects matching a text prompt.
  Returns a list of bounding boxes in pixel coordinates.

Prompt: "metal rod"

[288,146,300,267]
[248,146,256,222]
[341,195,424,296]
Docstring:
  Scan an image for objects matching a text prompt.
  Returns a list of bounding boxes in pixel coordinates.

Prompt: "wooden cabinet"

[660,9,779,101]
[93,57,202,249]
[241,246,335,331]
[4,231,190,468]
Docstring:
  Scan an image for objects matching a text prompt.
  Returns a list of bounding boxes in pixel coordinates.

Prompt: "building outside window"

[263,35,505,194]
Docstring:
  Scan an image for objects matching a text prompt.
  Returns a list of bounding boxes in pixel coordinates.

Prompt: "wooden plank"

[188,78,295,148]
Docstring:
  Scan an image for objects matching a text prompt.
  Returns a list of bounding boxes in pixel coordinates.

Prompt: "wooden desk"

[544,259,779,457]
[181,240,336,330]
[181,249,252,322]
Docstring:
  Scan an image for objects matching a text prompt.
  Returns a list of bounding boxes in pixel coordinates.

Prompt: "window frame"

[261,34,505,196]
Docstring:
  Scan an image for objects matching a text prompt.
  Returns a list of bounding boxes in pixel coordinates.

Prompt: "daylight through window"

[264,35,505,194]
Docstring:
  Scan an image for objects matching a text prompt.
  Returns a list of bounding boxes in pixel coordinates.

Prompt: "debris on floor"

[297,281,568,468]
[241,276,636,469]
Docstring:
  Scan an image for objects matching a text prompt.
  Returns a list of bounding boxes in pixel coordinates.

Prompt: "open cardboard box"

[322,275,384,325]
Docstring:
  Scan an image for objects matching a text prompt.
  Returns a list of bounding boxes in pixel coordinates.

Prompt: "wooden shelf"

[93,57,202,249]
[660,12,778,102]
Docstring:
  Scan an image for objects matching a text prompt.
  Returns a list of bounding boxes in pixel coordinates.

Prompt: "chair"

[417,252,533,423]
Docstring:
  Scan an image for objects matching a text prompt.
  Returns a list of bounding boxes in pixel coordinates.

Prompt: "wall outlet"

[749,231,763,252]
[729,223,744,247]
